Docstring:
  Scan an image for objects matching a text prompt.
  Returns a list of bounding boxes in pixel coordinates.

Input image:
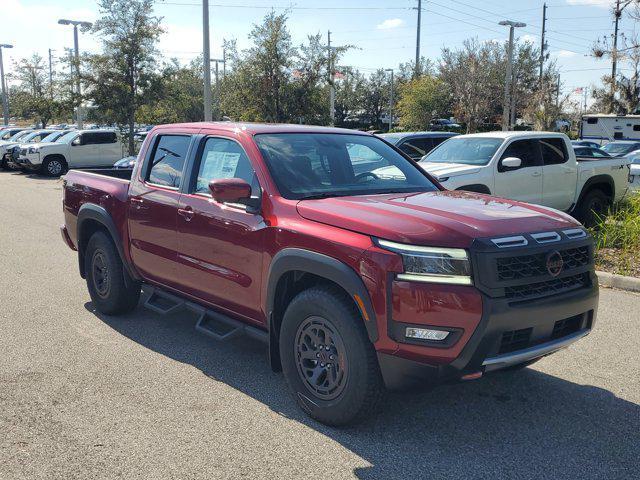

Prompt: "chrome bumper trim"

[482,329,590,372]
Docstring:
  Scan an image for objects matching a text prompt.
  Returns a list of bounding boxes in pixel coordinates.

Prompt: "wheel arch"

[77,204,137,280]
[576,174,615,207]
[265,248,378,372]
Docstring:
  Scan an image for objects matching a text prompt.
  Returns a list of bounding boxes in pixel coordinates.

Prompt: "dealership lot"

[0,170,638,480]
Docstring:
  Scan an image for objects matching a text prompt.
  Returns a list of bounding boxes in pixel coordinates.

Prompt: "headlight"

[28,147,39,154]
[376,239,472,285]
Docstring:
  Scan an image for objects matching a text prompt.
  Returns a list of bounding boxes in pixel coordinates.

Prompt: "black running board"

[142,285,268,344]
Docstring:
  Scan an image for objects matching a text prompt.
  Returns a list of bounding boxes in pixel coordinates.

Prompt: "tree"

[87,0,163,154]
[9,54,65,127]
[361,69,390,130]
[397,76,451,130]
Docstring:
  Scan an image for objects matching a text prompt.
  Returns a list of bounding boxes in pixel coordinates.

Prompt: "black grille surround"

[471,229,595,302]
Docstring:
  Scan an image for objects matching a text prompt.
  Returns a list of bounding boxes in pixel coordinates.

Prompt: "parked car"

[601,140,640,157]
[429,118,461,131]
[573,146,611,158]
[15,129,123,176]
[571,140,602,149]
[0,129,34,169]
[62,122,598,426]
[378,131,459,160]
[2,129,57,168]
[416,132,629,225]
[623,150,640,191]
[0,126,29,141]
[7,130,73,169]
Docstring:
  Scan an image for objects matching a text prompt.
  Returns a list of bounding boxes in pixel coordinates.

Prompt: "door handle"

[130,197,145,209]
[532,171,542,177]
[178,206,194,221]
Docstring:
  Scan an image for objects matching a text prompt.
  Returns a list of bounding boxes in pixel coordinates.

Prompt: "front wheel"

[279,285,384,426]
[85,231,141,315]
[41,156,67,177]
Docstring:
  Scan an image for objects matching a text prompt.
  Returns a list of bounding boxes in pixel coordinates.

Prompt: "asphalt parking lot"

[0,169,638,480]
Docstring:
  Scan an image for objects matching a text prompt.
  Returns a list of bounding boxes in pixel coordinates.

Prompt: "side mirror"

[71,137,82,146]
[209,178,252,204]
[501,156,522,170]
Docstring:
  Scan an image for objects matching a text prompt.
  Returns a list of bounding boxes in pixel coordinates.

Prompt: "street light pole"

[499,20,526,131]
[211,58,225,120]
[0,43,13,126]
[58,19,92,129]
[385,68,394,132]
[203,0,212,122]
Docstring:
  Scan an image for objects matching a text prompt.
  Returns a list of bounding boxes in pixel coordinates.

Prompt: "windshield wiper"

[298,192,342,200]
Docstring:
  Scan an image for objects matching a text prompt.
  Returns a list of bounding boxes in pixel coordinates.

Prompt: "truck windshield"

[602,143,640,156]
[56,131,79,144]
[422,137,503,165]
[254,133,438,200]
[40,131,67,143]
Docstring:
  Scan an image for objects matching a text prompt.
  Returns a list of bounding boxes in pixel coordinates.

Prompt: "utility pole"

[203,0,212,122]
[415,0,422,78]
[385,69,394,132]
[328,30,335,126]
[499,20,526,131]
[0,44,12,126]
[556,75,561,108]
[58,19,92,129]
[583,87,588,114]
[211,58,225,120]
[539,3,547,84]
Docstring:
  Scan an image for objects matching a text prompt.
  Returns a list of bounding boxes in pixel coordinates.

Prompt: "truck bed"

[62,169,132,252]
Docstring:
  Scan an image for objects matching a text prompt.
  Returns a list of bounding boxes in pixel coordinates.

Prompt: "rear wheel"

[85,231,141,315]
[279,285,384,426]
[41,156,67,177]
[575,188,609,227]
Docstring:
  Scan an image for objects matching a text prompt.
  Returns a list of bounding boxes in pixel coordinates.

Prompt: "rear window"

[540,138,567,165]
[147,135,191,188]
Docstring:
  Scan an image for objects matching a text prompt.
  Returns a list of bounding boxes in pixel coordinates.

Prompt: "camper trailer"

[580,114,640,143]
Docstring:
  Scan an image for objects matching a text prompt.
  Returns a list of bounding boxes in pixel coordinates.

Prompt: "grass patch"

[589,192,640,277]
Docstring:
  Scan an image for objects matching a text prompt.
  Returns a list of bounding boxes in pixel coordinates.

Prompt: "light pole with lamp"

[0,43,13,126]
[499,20,526,131]
[58,19,92,129]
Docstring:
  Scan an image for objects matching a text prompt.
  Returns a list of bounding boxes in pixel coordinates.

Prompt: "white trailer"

[580,114,640,143]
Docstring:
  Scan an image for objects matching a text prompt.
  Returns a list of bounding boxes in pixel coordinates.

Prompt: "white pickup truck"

[15,129,124,176]
[417,132,630,224]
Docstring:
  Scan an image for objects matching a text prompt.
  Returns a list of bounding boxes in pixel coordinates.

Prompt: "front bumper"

[378,278,598,390]
[14,153,41,170]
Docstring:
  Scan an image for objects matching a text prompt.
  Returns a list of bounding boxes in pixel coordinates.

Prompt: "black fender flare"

[77,203,137,280]
[576,174,615,208]
[455,184,491,194]
[266,248,379,345]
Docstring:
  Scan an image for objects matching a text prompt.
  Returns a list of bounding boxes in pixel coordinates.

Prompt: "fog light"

[405,327,449,341]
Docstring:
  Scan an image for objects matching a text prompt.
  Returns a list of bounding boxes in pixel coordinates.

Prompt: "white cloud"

[566,0,611,7]
[521,34,537,44]
[377,18,404,30]
[554,50,578,58]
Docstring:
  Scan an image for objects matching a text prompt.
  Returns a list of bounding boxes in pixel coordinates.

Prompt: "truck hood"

[419,162,482,180]
[296,191,580,248]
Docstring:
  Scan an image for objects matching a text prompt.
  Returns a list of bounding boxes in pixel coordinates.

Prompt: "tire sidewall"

[43,156,66,177]
[580,189,608,226]
[279,288,376,423]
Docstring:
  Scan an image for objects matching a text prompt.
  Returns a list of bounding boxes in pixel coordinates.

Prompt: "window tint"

[83,132,117,145]
[540,138,567,165]
[399,139,433,159]
[147,135,191,188]
[500,139,541,170]
[633,125,640,132]
[586,117,598,124]
[574,147,588,156]
[195,137,259,195]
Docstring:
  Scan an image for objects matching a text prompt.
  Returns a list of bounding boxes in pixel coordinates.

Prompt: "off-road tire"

[279,285,385,426]
[85,231,141,315]
[575,188,609,227]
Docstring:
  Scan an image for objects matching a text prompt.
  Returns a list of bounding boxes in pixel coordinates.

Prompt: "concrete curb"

[596,270,640,293]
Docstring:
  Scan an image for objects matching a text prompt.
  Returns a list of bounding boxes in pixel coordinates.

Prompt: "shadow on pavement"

[85,300,638,479]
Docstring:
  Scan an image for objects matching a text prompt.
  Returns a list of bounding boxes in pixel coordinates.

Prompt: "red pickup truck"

[62,122,598,425]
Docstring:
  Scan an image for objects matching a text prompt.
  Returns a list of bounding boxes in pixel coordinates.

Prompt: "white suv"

[17,129,124,176]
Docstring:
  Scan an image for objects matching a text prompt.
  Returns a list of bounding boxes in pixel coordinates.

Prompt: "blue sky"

[4,0,634,108]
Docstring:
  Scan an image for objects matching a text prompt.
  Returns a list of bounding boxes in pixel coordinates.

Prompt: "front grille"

[504,272,589,300]
[497,246,589,281]
[499,327,533,354]
[552,315,582,339]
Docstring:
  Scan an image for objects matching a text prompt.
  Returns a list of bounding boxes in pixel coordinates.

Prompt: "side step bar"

[142,285,268,344]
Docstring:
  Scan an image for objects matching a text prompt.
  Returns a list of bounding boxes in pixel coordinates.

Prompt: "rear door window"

[399,138,433,159]
[147,135,191,188]
[540,138,567,165]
